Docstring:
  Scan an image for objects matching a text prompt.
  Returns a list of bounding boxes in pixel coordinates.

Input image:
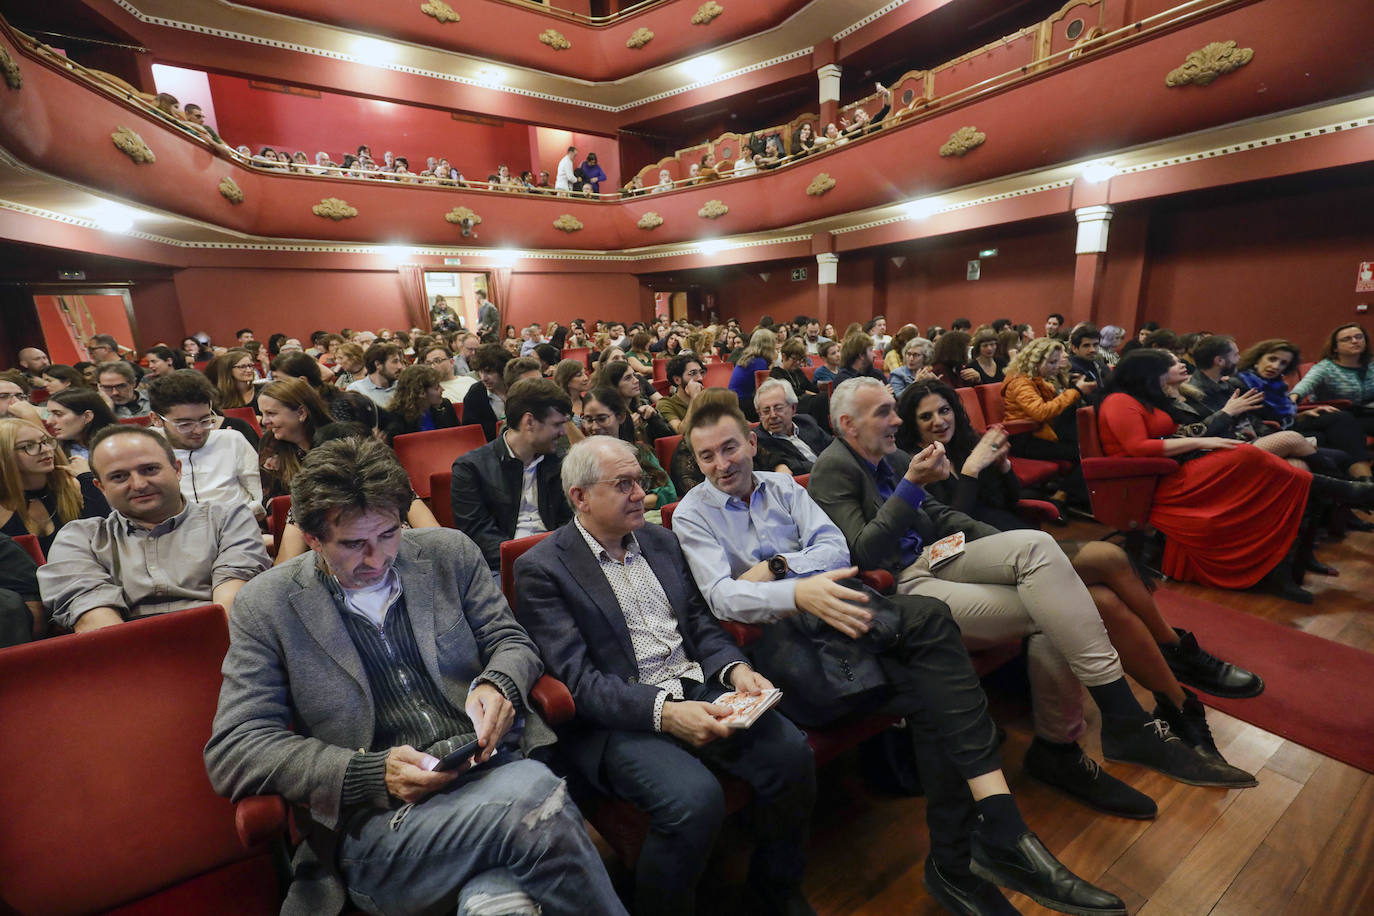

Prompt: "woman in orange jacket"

[1002,337,1097,510]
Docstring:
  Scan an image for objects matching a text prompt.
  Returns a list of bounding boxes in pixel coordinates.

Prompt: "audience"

[148,371,263,520]
[385,365,461,438]
[1292,323,1374,442]
[347,342,405,408]
[0,417,110,555]
[581,387,677,516]
[211,348,261,410]
[46,388,118,461]
[753,378,831,476]
[0,532,41,646]
[463,343,515,442]
[97,360,151,418]
[258,377,333,502]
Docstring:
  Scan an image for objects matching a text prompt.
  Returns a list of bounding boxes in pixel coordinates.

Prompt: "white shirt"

[504,433,546,539]
[172,429,264,518]
[779,423,818,463]
[439,376,476,403]
[733,155,757,177]
[555,154,576,191]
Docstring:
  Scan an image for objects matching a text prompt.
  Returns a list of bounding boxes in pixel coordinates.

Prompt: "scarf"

[1235,369,1296,423]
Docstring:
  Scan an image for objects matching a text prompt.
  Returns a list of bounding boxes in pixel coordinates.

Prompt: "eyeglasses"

[14,436,57,456]
[584,411,616,426]
[424,356,452,366]
[232,362,256,371]
[0,391,21,401]
[157,413,222,433]
[99,382,133,393]
[594,475,644,495]
[758,404,790,417]
[1337,333,1366,343]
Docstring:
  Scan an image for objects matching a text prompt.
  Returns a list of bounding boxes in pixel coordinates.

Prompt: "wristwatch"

[768,554,790,580]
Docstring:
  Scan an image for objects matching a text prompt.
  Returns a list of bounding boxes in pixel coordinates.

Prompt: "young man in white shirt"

[149,371,264,521]
[555,145,577,194]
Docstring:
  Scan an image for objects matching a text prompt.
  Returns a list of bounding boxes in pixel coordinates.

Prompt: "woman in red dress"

[1098,349,1311,596]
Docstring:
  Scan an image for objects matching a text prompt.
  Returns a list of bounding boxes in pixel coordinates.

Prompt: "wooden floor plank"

[1285,776,1374,915]
[1210,841,1309,916]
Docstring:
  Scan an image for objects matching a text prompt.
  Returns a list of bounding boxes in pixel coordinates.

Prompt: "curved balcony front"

[3,0,1372,252]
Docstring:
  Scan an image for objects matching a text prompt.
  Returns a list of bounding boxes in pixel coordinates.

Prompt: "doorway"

[31,289,138,363]
[423,272,490,333]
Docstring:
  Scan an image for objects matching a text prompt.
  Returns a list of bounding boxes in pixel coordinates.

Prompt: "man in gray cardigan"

[204,438,625,916]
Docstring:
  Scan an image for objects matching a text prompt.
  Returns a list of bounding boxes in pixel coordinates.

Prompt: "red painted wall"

[504,272,645,330]
[528,127,621,190]
[206,74,536,179]
[33,296,86,366]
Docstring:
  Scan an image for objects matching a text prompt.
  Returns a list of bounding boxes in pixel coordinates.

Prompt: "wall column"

[1072,205,1114,321]
[816,252,839,326]
[817,64,842,130]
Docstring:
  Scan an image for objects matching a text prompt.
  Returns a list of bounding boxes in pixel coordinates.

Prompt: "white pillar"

[817,64,842,105]
[1075,205,1115,254]
[816,252,839,285]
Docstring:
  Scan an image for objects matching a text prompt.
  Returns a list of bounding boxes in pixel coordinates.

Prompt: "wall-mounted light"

[476,67,505,85]
[352,37,396,65]
[697,239,729,255]
[1080,161,1121,183]
[85,201,141,233]
[379,244,413,264]
[681,54,723,82]
[903,198,941,220]
[488,248,520,266]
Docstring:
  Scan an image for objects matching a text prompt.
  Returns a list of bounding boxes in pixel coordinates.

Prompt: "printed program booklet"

[713,688,783,729]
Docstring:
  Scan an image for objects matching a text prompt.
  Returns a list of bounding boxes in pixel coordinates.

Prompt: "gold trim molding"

[312,197,357,220]
[444,206,482,226]
[218,176,244,204]
[806,173,836,197]
[698,199,728,219]
[637,212,664,230]
[420,1,460,24]
[553,214,584,232]
[939,126,986,157]
[0,47,21,90]
[691,2,724,25]
[1166,40,1254,88]
[539,29,571,50]
[111,126,155,164]
[626,28,654,50]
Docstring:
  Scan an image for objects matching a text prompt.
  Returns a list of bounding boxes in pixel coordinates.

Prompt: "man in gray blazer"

[204,438,625,916]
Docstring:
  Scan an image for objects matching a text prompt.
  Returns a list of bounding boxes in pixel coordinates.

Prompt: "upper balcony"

[3,0,1371,254]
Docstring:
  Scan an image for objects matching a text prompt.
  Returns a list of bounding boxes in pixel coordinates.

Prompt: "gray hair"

[562,436,638,503]
[829,376,887,432]
[903,337,934,361]
[89,334,119,349]
[96,360,137,383]
[290,438,412,538]
[754,377,797,410]
[1100,325,1126,348]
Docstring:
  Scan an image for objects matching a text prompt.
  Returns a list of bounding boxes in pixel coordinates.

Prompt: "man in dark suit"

[1068,323,1108,395]
[451,378,573,574]
[754,378,831,475]
[515,437,816,916]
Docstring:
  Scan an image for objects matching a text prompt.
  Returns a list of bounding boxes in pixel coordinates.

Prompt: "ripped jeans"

[337,757,627,916]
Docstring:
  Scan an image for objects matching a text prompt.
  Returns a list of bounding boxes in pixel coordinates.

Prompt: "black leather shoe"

[923,856,1020,915]
[1023,739,1156,819]
[970,831,1125,916]
[1162,628,1264,698]
[1102,719,1257,788]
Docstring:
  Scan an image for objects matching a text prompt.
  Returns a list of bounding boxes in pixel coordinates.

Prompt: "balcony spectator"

[654,169,674,193]
[519,169,537,191]
[581,152,607,194]
[817,122,847,148]
[841,83,892,138]
[183,103,222,144]
[556,145,578,193]
[757,137,784,170]
[697,152,721,182]
[309,151,333,174]
[732,148,758,178]
[789,122,817,157]
[0,417,110,557]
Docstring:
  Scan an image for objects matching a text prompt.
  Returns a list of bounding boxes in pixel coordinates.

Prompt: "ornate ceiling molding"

[938,127,986,158]
[697,199,728,218]
[111,126,155,163]
[625,28,654,50]
[637,211,664,229]
[312,197,357,219]
[553,213,584,231]
[538,29,571,51]
[1166,40,1254,87]
[420,1,461,24]
[444,205,483,225]
[218,176,244,203]
[691,2,724,26]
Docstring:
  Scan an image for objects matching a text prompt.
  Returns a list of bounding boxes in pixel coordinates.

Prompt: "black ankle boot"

[1152,688,1228,761]
[1162,628,1264,698]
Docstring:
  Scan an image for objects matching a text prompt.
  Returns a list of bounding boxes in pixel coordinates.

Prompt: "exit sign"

[791,268,808,281]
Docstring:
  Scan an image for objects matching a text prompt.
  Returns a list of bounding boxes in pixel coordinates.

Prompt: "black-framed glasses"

[14,436,57,456]
[99,382,133,393]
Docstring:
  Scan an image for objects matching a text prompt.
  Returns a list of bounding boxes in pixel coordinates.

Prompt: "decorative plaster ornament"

[553,214,584,232]
[444,206,483,226]
[420,0,460,23]
[539,29,571,50]
[0,47,21,90]
[698,200,728,219]
[637,211,664,230]
[312,198,358,220]
[806,173,836,196]
[1166,40,1254,87]
[112,126,155,164]
[691,2,724,25]
[218,176,244,204]
[626,28,654,49]
[939,126,986,157]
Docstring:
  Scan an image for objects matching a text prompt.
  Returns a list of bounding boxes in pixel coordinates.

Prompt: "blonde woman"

[0,417,109,555]
[1003,337,1096,511]
[728,328,778,416]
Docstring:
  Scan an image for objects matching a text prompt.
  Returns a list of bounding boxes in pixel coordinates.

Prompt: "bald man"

[17,348,50,387]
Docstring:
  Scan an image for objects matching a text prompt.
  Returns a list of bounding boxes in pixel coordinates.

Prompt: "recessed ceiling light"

[903,199,941,220]
[698,239,729,255]
[352,37,396,64]
[85,201,140,233]
[1080,161,1121,183]
[681,54,723,82]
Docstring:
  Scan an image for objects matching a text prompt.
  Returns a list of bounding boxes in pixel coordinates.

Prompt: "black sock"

[974,793,1028,847]
[1032,736,1080,755]
[1087,677,1150,733]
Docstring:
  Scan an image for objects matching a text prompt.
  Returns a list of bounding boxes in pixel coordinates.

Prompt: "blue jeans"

[337,757,627,916]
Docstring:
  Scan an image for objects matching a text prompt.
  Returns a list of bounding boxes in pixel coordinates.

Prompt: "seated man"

[0,532,41,647]
[98,360,151,418]
[671,391,1125,916]
[17,347,51,389]
[346,342,403,408]
[655,353,705,433]
[808,378,1253,804]
[754,379,830,476]
[148,371,264,520]
[205,438,625,916]
[0,371,42,424]
[451,379,573,574]
[517,437,816,916]
[1068,324,1107,389]
[38,426,269,632]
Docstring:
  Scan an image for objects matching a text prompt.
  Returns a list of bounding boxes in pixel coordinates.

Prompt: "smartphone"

[433,737,482,772]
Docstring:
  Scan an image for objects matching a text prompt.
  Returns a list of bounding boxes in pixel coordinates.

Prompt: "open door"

[32,289,138,363]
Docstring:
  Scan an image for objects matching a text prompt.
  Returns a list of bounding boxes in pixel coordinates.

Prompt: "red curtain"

[489,267,513,329]
[397,264,429,331]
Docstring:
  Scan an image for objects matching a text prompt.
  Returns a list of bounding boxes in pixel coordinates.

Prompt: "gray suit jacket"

[204,527,552,916]
[808,439,998,573]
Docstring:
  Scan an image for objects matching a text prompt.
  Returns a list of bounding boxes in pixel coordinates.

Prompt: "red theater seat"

[267,495,291,558]
[1077,406,1177,536]
[221,406,262,436]
[117,415,152,427]
[703,363,734,389]
[11,533,44,566]
[393,426,486,500]
[430,471,456,528]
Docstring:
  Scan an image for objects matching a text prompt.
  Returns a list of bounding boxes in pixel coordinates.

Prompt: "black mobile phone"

[433,738,482,772]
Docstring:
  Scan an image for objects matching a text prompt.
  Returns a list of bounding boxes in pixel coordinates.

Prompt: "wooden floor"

[793,517,1374,916]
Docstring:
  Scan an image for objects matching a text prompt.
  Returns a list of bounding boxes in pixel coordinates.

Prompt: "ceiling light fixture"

[697,239,729,255]
[352,37,396,65]
[1080,161,1121,183]
[85,201,141,233]
[681,54,723,82]
[903,198,942,220]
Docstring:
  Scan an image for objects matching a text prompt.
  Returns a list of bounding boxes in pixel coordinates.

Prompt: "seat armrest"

[857,569,895,595]
[1001,419,1039,437]
[530,674,575,725]
[722,621,762,647]
[1080,456,1178,480]
[234,795,287,849]
[1015,499,1061,526]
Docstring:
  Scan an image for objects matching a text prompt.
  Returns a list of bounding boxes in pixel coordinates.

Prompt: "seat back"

[117,415,152,427]
[794,473,810,489]
[654,433,683,474]
[660,500,678,529]
[11,533,44,566]
[393,426,487,499]
[651,378,670,397]
[652,359,668,382]
[956,387,988,434]
[561,347,591,370]
[0,606,279,915]
[754,369,771,392]
[1077,405,1104,458]
[499,532,554,611]
[975,383,1007,425]
[430,471,456,528]
[801,365,817,380]
[267,495,291,558]
[221,406,262,435]
[703,363,734,389]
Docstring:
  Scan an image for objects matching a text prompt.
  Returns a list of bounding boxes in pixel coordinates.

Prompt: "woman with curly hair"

[385,364,460,438]
[257,377,333,502]
[1002,337,1097,511]
[929,330,980,388]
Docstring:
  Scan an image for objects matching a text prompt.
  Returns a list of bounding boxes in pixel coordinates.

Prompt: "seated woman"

[788,123,816,158]
[553,358,592,448]
[1291,322,1374,452]
[1236,337,1371,480]
[887,336,936,400]
[257,377,334,503]
[727,328,778,419]
[769,337,828,426]
[881,325,921,373]
[0,418,110,557]
[601,362,672,444]
[1098,349,1359,601]
[271,352,338,405]
[384,365,461,439]
[812,340,843,384]
[1002,337,1096,509]
[210,348,261,411]
[46,389,118,461]
[970,328,1007,384]
[626,331,655,378]
[930,330,981,388]
[581,387,677,523]
[896,380,1263,761]
[40,366,88,396]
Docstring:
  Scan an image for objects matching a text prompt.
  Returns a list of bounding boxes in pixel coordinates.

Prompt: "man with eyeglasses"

[450,379,573,576]
[655,354,706,433]
[421,343,475,404]
[0,372,42,424]
[149,372,264,521]
[515,436,818,916]
[97,360,151,418]
[754,378,831,476]
[452,332,480,378]
[86,334,121,365]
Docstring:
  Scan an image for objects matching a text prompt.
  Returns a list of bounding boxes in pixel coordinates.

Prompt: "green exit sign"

[978,248,999,258]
